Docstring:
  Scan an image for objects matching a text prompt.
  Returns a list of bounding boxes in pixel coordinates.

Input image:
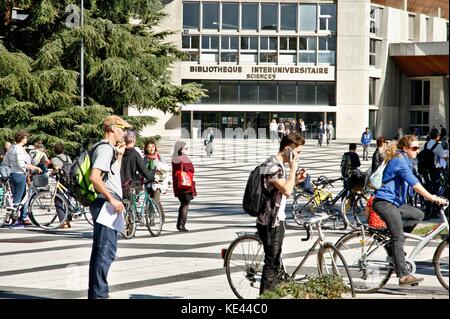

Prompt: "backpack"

[56,154,72,185]
[340,153,352,178]
[368,161,387,190]
[417,141,438,175]
[242,160,279,217]
[278,123,283,131]
[69,142,115,207]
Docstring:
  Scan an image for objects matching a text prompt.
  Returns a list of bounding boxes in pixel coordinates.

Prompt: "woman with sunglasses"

[372,135,447,286]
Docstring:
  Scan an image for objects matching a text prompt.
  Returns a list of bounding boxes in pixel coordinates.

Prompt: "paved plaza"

[0,138,448,299]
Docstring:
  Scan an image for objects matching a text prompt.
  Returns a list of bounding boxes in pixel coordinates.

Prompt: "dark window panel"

[203,2,219,29]
[259,81,278,104]
[298,82,316,104]
[222,3,239,29]
[183,2,199,29]
[261,3,278,30]
[240,81,259,104]
[278,82,297,104]
[242,3,258,30]
[281,4,297,30]
[201,81,220,104]
[220,81,239,104]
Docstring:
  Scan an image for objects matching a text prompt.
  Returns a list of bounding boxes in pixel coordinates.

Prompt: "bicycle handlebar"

[301,224,311,241]
[312,176,343,187]
[301,213,330,241]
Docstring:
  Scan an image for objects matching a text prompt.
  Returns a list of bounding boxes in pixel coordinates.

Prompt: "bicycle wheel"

[317,242,355,297]
[433,237,449,290]
[224,234,264,299]
[83,210,94,226]
[121,200,137,239]
[292,192,315,226]
[145,199,162,237]
[334,230,393,293]
[0,206,14,227]
[341,194,368,230]
[29,191,69,230]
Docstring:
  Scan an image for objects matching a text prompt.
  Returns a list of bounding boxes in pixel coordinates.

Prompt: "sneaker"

[9,221,24,228]
[21,219,33,226]
[399,275,424,286]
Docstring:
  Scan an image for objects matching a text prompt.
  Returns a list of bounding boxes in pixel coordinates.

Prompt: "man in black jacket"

[120,130,155,195]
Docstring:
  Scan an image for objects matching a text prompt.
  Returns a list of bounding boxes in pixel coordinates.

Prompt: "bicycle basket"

[32,174,49,188]
[349,170,366,192]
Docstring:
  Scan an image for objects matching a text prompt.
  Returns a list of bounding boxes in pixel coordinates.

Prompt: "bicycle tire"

[341,194,368,230]
[145,199,162,237]
[0,206,14,228]
[334,230,393,293]
[28,191,69,230]
[433,237,449,290]
[121,200,137,239]
[317,242,356,297]
[292,192,315,226]
[224,234,264,299]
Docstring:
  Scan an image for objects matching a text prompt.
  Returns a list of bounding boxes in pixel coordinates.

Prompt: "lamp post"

[80,0,84,107]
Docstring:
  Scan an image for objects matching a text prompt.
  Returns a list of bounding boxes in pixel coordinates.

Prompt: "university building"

[130,0,449,140]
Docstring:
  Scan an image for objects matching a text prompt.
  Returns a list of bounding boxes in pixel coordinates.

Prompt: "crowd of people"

[1,117,448,298]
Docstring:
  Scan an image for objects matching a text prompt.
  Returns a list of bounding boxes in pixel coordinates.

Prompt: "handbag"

[367,196,387,229]
[176,161,193,189]
[368,161,387,190]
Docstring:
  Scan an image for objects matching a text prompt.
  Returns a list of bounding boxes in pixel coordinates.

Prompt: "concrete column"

[336,0,370,139]
[429,77,449,129]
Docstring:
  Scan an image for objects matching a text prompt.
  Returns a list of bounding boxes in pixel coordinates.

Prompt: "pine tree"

[0,0,204,156]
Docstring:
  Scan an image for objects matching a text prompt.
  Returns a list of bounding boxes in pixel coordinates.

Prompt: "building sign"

[182,64,335,81]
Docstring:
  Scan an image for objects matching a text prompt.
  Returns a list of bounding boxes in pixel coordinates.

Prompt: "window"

[278,82,297,104]
[297,82,316,105]
[280,37,297,50]
[299,37,317,63]
[299,4,317,32]
[261,3,278,30]
[408,14,415,41]
[183,2,199,29]
[280,4,297,31]
[369,78,377,105]
[221,36,238,50]
[222,3,238,30]
[201,81,219,104]
[409,111,429,135]
[370,6,383,37]
[260,36,277,63]
[203,2,219,29]
[220,81,239,104]
[240,81,258,104]
[259,37,277,50]
[202,36,219,49]
[319,4,336,32]
[318,36,335,64]
[316,82,335,105]
[182,35,199,49]
[241,3,258,30]
[410,80,430,105]
[240,36,258,50]
[259,81,277,104]
[369,39,380,66]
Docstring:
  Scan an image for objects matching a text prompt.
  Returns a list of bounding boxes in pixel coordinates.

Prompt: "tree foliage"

[0,0,205,156]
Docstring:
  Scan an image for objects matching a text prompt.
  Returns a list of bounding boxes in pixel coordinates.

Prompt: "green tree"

[0,0,204,156]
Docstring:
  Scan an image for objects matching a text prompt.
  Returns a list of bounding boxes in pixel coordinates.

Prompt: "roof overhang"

[389,42,449,77]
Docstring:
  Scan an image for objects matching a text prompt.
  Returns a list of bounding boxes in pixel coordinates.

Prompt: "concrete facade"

[134,0,449,140]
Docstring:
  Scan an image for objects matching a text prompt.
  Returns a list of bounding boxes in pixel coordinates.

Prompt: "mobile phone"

[284,147,294,161]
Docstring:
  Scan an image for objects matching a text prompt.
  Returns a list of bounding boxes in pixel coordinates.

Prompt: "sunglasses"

[409,146,420,151]
[115,124,127,130]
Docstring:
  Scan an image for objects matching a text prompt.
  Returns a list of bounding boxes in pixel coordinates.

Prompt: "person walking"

[440,125,448,150]
[172,141,197,232]
[2,130,42,227]
[371,136,387,173]
[51,142,73,229]
[372,135,447,286]
[361,127,372,161]
[317,121,325,147]
[277,121,285,141]
[257,132,307,295]
[269,119,278,142]
[143,138,170,224]
[299,119,306,137]
[325,121,334,145]
[120,129,155,200]
[88,115,131,299]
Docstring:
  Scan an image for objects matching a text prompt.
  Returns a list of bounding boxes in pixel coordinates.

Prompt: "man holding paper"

[88,115,131,299]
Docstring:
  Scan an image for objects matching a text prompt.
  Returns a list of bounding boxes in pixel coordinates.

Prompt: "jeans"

[10,172,28,220]
[88,197,118,299]
[318,133,323,146]
[326,132,332,145]
[362,145,369,160]
[372,199,424,278]
[257,221,285,295]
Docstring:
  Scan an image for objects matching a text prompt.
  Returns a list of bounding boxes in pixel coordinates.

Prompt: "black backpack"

[417,141,438,174]
[340,153,352,178]
[243,160,279,217]
[56,154,72,186]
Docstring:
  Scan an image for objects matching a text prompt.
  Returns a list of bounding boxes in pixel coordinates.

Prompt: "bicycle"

[121,182,163,239]
[0,171,48,227]
[27,171,93,230]
[292,176,368,230]
[221,213,355,299]
[334,201,449,293]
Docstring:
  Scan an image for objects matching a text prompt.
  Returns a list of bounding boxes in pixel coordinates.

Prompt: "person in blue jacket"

[372,135,447,286]
[360,127,372,161]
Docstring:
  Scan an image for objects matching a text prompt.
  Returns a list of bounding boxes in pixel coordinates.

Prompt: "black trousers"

[256,222,285,295]
[177,192,193,228]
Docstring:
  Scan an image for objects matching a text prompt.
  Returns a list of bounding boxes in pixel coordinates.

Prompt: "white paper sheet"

[96,201,126,233]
